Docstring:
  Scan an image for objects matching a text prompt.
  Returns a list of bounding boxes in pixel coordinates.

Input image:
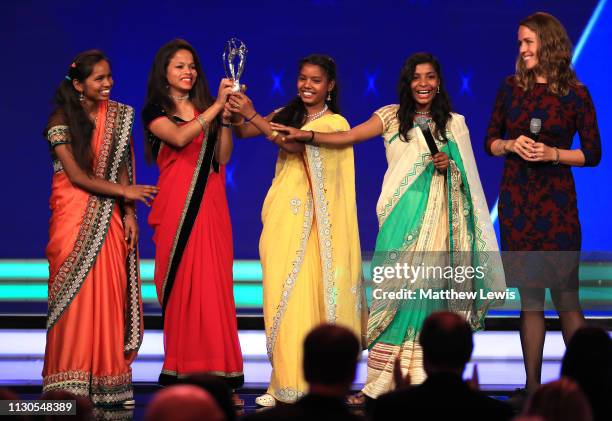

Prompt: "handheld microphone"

[529,118,542,140]
[527,117,542,174]
[415,116,439,156]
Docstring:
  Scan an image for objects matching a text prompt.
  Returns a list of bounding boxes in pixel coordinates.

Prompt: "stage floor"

[0,329,569,390]
[4,328,612,420]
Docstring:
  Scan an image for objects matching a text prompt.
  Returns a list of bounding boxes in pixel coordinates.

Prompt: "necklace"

[415,110,431,115]
[306,104,328,120]
[170,94,189,101]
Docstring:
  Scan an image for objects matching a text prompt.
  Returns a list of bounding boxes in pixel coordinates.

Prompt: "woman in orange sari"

[43,50,157,406]
[143,39,243,389]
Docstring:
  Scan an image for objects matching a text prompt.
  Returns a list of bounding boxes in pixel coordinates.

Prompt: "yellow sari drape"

[260,114,366,403]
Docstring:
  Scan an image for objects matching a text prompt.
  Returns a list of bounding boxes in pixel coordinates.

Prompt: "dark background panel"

[0,0,606,259]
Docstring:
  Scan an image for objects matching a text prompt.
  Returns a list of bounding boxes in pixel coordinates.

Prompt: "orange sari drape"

[43,100,143,406]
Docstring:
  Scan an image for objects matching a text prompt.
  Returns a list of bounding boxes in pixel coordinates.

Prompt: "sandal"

[255,393,276,407]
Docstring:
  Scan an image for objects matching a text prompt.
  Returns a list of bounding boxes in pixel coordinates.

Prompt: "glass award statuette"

[223,38,248,92]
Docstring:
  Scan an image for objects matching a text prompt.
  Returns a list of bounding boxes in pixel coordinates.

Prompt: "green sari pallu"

[363,106,505,398]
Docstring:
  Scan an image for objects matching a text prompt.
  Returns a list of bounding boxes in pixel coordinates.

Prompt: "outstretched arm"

[228,92,274,138]
[269,114,384,147]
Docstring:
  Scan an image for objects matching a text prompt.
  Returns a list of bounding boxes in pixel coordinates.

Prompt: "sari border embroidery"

[160,125,216,312]
[377,152,430,225]
[289,197,301,215]
[160,132,206,305]
[47,125,71,173]
[266,196,313,362]
[306,145,336,323]
[124,245,142,352]
[47,125,71,147]
[448,160,463,254]
[274,387,305,403]
[160,369,244,378]
[47,101,133,331]
[42,370,133,406]
[119,122,143,353]
[363,337,424,399]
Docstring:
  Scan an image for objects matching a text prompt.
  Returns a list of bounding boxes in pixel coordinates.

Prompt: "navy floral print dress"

[485,76,601,255]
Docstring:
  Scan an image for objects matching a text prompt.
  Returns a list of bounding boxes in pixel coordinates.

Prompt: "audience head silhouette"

[420,311,473,374]
[523,377,592,421]
[303,323,360,393]
[180,374,236,421]
[561,325,612,421]
[145,384,224,421]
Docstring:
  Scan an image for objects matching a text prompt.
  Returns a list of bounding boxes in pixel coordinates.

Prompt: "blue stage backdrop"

[1,0,608,259]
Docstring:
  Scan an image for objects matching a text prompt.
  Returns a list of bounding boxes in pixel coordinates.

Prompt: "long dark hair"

[272,54,339,128]
[46,50,109,174]
[397,52,452,143]
[143,39,219,160]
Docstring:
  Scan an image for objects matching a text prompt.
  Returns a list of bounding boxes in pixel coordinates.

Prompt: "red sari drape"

[148,115,243,388]
[43,100,143,406]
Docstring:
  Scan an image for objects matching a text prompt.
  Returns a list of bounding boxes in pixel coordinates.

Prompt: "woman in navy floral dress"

[485,12,601,393]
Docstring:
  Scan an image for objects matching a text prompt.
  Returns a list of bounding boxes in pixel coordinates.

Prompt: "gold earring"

[79,92,85,101]
[327,91,331,101]
[437,85,440,94]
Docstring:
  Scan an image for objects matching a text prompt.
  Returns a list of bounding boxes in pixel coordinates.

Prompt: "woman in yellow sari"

[273,52,505,400]
[228,54,366,406]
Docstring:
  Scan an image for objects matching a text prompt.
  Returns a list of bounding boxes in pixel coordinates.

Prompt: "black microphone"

[415,116,439,156]
[526,117,542,174]
[529,118,542,140]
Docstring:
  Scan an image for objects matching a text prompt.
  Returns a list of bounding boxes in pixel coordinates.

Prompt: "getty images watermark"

[371,262,516,300]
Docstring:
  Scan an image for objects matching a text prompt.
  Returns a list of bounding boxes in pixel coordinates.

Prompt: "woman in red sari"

[143,39,244,389]
[43,50,157,406]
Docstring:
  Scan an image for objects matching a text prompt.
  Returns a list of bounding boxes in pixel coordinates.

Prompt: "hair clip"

[65,75,72,81]
[70,62,77,68]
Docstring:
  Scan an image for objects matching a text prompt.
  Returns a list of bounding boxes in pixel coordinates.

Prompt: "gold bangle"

[552,147,560,165]
[196,114,208,131]
[267,130,279,141]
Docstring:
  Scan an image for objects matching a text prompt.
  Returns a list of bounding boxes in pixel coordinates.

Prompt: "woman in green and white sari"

[271,52,505,399]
